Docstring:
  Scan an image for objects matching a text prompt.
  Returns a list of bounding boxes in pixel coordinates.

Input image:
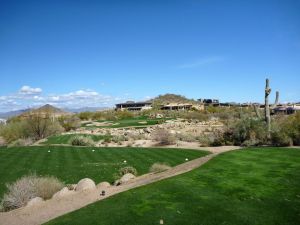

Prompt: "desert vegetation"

[0,174,64,211]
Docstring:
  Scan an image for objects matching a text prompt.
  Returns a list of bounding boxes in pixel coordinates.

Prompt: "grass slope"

[41,134,111,145]
[46,148,300,225]
[0,146,208,197]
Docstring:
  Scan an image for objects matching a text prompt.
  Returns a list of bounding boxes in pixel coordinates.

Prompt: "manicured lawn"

[46,148,300,225]
[41,134,111,145]
[82,117,168,128]
[0,146,208,197]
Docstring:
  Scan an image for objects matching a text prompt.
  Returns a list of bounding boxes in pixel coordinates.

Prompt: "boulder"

[27,197,43,207]
[53,187,74,199]
[119,173,136,184]
[75,178,96,192]
[97,182,111,189]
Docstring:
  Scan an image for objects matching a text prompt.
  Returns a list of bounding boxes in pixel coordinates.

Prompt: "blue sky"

[0,0,299,111]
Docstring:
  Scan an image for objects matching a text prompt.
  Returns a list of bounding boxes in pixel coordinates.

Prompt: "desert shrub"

[0,136,6,146]
[127,133,146,141]
[0,174,64,211]
[149,163,171,173]
[181,111,208,121]
[78,111,93,120]
[25,113,65,140]
[175,133,197,142]
[270,130,292,146]
[241,139,260,147]
[58,115,80,131]
[271,113,300,146]
[210,130,226,146]
[102,135,112,143]
[282,112,300,145]
[69,135,95,146]
[0,121,29,143]
[232,117,268,146]
[111,135,128,143]
[197,135,212,147]
[7,138,33,148]
[119,166,138,176]
[115,110,134,120]
[35,176,64,200]
[152,128,176,145]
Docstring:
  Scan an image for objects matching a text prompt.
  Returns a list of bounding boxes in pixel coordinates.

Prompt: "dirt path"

[0,147,240,225]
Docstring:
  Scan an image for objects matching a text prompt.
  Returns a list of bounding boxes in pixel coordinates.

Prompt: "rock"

[97,181,111,189]
[75,178,96,191]
[119,173,136,184]
[53,187,74,199]
[27,197,43,207]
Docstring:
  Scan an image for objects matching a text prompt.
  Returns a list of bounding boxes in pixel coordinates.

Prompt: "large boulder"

[75,178,96,192]
[27,197,43,207]
[97,182,111,189]
[119,173,136,184]
[53,187,74,199]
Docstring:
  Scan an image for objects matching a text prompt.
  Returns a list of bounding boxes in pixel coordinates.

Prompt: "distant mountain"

[0,109,32,119]
[20,104,72,118]
[64,107,111,113]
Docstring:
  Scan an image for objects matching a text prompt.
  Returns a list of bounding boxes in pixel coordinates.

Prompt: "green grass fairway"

[0,146,208,197]
[46,148,300,225]
[41,134,111,145]
[82,117,167,128]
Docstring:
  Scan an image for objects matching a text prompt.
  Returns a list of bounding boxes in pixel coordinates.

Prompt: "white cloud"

[178,56,223,69]
[19,86,42,95]
[0,87,127,112]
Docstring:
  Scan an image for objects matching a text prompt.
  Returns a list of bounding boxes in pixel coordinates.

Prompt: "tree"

[26,112,63,140]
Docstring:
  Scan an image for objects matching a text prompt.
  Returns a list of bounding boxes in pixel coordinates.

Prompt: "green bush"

[69,136,95,146]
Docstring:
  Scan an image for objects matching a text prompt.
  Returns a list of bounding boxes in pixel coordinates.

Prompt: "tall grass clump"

[69,135,95,146]
[0,174,64,211]
[149,163,171,173]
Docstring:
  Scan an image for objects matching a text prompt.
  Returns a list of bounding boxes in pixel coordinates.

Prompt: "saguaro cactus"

[265,79,271,135]
[253,78,280,137]
[264,78,279,137]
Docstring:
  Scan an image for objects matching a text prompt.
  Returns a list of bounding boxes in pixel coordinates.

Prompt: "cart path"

[0,147,239,225]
